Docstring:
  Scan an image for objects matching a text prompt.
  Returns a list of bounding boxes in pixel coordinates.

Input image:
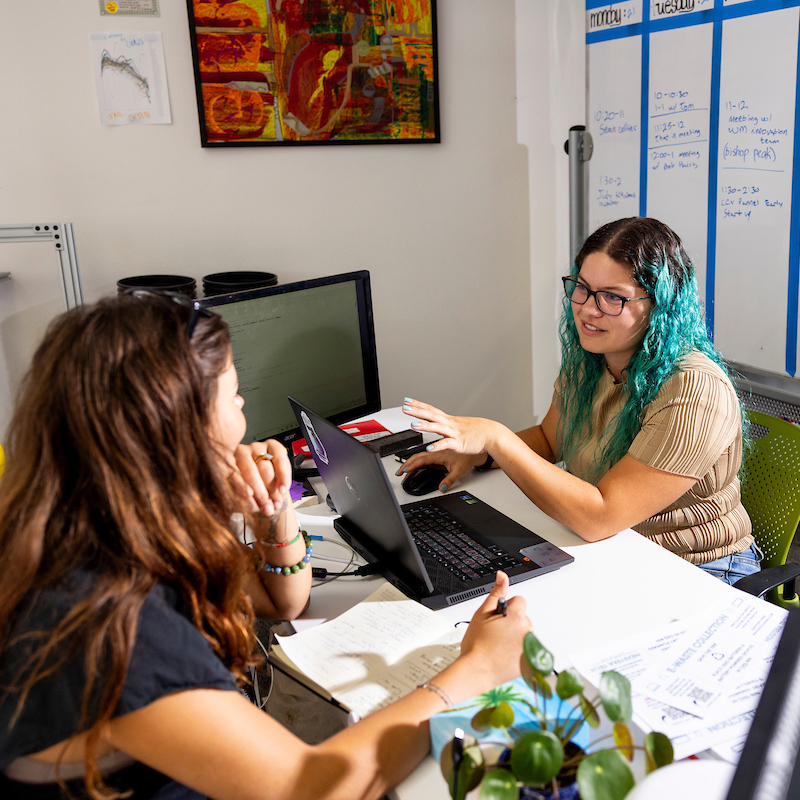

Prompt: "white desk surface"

[288,407,736,799]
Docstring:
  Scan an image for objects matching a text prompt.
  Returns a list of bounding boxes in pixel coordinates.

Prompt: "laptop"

[289,397,574,608]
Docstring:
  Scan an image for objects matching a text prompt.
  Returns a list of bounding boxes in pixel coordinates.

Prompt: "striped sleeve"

[627,362,740,479]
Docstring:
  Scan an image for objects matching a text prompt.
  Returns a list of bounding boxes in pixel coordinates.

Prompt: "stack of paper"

[570,592,788,763]
[271,583,463,719]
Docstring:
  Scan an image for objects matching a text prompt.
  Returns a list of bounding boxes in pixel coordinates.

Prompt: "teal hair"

[557,217,747,482]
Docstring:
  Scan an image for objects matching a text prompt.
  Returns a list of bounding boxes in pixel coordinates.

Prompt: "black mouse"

[402,465,448,496]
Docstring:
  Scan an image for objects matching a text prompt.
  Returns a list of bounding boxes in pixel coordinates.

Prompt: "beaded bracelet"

[260,531,312,576]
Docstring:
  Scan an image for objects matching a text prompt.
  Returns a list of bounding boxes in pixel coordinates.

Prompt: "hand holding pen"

[457,572,532,691]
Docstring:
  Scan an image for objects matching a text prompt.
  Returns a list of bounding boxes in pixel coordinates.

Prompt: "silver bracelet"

[417,680,453,707]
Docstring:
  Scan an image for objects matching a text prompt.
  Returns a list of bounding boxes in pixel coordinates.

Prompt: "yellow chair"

[0,443,4,478]
[734,410,800,608]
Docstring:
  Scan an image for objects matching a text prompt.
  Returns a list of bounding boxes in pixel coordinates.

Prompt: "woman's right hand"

[458,572,531,691]
[232,439,293,516]
[395,450,486,493]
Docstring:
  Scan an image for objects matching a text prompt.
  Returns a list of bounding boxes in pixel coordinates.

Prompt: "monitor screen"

[726,608,800,800]
[198,270,380,446]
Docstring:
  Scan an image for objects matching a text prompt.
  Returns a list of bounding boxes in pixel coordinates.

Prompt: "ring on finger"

[253,452,273,463]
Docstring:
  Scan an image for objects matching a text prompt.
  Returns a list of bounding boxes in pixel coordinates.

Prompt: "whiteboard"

[586,0,800,379]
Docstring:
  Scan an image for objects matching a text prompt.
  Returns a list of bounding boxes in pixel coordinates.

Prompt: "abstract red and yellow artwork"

[187,1,439,146]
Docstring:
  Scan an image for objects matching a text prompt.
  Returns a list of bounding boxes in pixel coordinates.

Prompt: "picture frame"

[186,1,439,147]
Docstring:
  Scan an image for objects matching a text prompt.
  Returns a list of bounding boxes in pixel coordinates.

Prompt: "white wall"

[516,0,586,419]
[0,1,584,442]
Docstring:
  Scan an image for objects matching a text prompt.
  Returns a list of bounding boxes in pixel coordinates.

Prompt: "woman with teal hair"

[399,217,759,583]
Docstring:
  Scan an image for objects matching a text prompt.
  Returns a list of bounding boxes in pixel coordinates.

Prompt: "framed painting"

[186,1,439,147]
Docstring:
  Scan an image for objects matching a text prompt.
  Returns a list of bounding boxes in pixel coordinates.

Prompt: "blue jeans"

[697,541,764,585]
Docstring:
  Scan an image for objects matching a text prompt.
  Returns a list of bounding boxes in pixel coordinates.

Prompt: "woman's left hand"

[232,440,293,516]
[402,398,504,457]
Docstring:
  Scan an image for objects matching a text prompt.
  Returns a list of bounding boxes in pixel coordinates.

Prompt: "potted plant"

[438,632,674,800]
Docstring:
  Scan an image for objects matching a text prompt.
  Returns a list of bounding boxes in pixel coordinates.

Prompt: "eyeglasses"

[562,276,651,317]
[129,289,215,339]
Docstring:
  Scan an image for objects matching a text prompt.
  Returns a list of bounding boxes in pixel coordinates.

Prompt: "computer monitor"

[725,608,800,800]
[197,270,380,447]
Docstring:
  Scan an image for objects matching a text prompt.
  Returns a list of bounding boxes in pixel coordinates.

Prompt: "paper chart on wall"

[586,0,800,378]
[89,31,171,125]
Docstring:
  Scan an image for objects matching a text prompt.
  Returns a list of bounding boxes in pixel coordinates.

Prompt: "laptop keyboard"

[403,505,519,582]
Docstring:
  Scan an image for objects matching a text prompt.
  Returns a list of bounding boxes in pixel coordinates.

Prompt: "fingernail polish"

[402,405,412,413]
[426,444,434,451]
[404,397,413,403]
[411,421,420,428]
[440,484,447,492]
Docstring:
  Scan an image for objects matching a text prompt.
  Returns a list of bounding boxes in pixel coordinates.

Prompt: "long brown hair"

[0,293,258,797]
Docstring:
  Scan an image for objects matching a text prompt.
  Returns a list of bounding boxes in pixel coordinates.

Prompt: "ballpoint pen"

[494,597,508,617]
[451,726,464,800]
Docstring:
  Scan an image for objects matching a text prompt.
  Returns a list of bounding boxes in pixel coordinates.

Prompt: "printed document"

[571,592,786,761]
[634,592,786,721]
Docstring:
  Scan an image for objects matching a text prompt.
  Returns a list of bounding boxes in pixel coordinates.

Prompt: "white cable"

[254,633,274,708]
[312,552,364,565]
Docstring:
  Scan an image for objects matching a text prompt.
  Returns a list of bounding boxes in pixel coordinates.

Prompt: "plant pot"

[430,677,589,762]
[519,781,579,800]
[117,274,197,298]
[202,270,278,296]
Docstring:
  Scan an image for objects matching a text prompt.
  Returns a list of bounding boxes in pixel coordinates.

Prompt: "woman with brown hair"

[0,292,530,800]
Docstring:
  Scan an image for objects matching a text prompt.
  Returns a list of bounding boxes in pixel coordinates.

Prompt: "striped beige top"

[555,351,753,564]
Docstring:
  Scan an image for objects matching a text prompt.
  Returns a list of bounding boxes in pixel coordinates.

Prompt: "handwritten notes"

[273,583,462,719]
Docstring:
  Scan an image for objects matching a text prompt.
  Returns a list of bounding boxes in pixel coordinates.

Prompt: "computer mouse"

[402,465,448,496]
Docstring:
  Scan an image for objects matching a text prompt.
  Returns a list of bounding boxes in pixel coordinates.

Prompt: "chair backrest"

[741,410,800,569]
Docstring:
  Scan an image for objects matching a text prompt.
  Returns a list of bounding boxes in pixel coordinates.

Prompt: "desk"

[284,408,736,799]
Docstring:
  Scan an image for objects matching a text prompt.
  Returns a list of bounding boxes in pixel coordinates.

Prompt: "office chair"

[734,410,800,608]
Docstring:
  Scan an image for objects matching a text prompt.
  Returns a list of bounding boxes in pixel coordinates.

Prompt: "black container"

[202,271,278,297]
[117,274,197,298]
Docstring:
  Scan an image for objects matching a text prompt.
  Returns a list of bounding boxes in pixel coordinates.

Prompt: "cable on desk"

[310,535,366,566]
[311,563,382,580]
[310,536,360,587]
[254,632,273,708]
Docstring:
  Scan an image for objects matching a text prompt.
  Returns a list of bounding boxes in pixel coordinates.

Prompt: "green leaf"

[556,667,585,700]
[613,722,634,762]
[580,694,601,728]
[576,749,635,800]
[598,671,633,724]
[480,768,519,800]
[472,702,516,731]
[509,730,564,786]
[644,732,674,773]
[523,631,554,677]
[446,744,485,800]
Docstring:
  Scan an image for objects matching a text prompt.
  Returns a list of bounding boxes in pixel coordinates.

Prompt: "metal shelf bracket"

[0,223,84,310]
